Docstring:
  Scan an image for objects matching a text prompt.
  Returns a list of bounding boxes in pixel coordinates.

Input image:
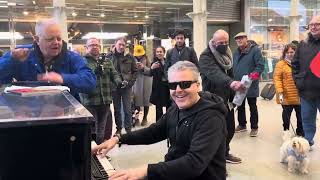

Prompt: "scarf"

[209,39,233,70]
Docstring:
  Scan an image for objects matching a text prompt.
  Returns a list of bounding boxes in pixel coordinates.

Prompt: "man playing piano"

[92,61,227,180]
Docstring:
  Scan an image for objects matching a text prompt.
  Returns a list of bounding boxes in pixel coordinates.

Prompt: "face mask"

[216,44,228,54]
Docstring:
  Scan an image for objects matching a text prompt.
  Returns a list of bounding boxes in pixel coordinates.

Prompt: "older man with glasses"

[92,61,228,180]
[0,19,96,100]
[232,32,264,137]
[80,37,127,145]
[292,15,320,148]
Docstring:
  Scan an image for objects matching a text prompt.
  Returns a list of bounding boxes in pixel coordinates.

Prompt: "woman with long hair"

[273,43,304,136]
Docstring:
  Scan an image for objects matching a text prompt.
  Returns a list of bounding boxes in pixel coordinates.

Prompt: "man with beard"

[164,29,198,75]
[0,19,96,100]
[292,15,320,148]
[199,29,244,164]
[107,37,137,134]
[81,37,126,144]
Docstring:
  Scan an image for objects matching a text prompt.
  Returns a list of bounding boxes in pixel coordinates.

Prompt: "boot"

[141,118,148,126]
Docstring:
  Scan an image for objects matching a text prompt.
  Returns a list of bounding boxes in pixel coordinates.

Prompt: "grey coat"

[233,41,264,97]
[133,56,153,106]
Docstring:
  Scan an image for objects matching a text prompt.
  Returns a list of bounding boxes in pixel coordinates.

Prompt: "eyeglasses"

[168,81,197,90]
[308,23,320,28]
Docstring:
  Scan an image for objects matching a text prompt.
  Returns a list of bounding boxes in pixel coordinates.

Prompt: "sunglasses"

[168,81,197,90]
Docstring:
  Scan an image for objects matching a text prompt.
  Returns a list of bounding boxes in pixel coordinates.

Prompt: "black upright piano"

[0,89,93,180]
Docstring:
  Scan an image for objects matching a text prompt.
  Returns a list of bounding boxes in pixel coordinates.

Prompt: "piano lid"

[0,90,93,128]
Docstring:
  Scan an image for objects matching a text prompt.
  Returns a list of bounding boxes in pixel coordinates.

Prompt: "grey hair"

[168,61,199,81]
[35,19,59,37]
[86,37,100,46]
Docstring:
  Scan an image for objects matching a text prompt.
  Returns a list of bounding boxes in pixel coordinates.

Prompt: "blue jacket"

[0,42,96,100]
[233,41,264,97]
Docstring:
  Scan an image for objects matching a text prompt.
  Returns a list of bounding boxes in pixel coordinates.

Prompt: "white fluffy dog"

[280,131,310,174]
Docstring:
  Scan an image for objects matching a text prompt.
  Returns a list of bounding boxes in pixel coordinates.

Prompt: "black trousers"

[282,105,304,136]
[226,108,235,156]
[237,97,258,129]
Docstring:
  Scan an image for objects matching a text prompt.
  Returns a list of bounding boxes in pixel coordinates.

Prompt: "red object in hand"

[310,51,320,78]
[249,72,260,80]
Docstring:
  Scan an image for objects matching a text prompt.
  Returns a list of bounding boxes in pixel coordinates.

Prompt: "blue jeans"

[301,97,320,145]
[112,88,132,131]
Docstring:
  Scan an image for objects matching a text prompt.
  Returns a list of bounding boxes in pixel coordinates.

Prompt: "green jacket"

[80,54,122,105]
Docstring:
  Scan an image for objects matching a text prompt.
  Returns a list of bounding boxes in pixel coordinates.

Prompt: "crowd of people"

[0,15,320,180]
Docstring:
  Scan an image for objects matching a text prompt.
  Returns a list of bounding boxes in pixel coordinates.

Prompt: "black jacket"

[199,46,234,104]
[149,58,171,107]
[164,45,198,76]
[292,33,320,100]
[121,92,227,180]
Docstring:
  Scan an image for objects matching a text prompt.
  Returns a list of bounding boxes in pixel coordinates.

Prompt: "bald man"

[292,15,320,148]
[199,29,244,164]
[0,19,96,100]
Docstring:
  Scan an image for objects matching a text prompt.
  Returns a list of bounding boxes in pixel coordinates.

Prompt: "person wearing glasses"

[92,61,228,180]
[0,19,96,101]
[199,29,244,164]
[232,32,264,137]
[273,43,304,137]
[80,37,127,145]
[292,15,320,148]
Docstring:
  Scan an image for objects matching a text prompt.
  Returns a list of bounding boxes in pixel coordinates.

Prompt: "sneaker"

[309,145,313,152]
[226,154,242,164]
[250,129,258,137]
[235,125,247,133]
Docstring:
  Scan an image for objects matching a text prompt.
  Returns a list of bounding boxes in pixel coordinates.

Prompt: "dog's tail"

[282,130,292,141]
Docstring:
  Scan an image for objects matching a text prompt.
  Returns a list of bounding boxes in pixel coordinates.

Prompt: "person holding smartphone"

[132,45,152,126]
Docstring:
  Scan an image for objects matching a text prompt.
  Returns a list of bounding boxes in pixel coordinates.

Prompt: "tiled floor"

[107,86,320,180]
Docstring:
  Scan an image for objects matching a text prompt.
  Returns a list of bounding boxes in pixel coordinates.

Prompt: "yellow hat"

[133,45,145,57]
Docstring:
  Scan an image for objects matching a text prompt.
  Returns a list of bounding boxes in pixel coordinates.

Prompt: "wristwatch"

[113,133,122,147]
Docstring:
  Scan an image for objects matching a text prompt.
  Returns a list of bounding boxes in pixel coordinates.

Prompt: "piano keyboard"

[91,141,116,180]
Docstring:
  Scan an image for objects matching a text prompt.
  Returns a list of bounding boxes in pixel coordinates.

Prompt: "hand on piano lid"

[91,137,119,155]
[109,165,147,180]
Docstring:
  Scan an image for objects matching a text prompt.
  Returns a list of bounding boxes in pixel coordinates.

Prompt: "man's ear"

[34,35,39,44]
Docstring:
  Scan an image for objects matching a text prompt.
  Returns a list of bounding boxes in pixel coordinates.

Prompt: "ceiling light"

[100,13,105,17]
[7,2,16,6]
[71,11,77,17]
[86,13,91,16]
[0,5,7,8]
[0,1,8,3]
[23,11,29,15]
[145,15,149,19]
[134,14,138,18]
[82,32,128,40]
[0,32,23,40]
[268,18,273,22]
[32,1,36,5]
